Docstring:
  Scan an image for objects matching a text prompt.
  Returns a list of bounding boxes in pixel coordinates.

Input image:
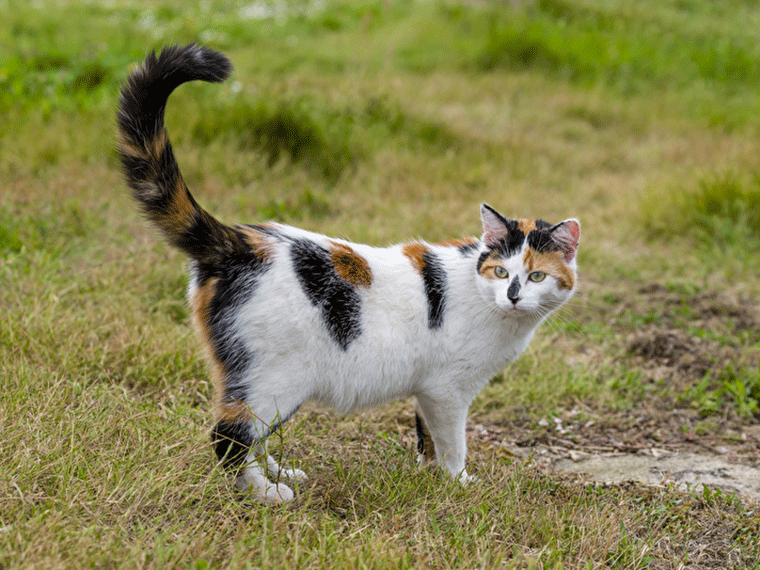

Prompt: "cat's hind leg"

[266,452,308,483]
[212,418,295,503]
[212,396,304,504]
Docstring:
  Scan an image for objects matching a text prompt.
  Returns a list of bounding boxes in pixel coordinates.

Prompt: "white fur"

[189,216,579,503]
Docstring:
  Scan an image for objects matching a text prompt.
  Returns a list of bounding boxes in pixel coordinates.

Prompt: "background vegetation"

[1,0,759,567]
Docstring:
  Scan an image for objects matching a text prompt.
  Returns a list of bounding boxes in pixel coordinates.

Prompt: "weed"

[682,366,760,418]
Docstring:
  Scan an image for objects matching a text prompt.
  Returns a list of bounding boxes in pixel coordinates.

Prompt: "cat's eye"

[528,271,546,283]
[494,266,508,279]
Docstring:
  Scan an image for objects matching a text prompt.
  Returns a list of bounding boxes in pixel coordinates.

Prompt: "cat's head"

[476,203,580,319]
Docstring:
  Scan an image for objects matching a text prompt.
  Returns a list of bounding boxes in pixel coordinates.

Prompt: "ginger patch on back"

[329,241,373,288]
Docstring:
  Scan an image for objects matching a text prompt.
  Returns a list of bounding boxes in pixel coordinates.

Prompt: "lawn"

[1,0,759,568]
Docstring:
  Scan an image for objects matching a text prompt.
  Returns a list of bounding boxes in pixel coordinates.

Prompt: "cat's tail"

[117,44,246,264]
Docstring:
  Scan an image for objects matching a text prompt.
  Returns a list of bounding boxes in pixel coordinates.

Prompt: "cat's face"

[476,204,580,319]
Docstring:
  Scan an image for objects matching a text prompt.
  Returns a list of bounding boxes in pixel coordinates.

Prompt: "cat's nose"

[507,276,521,304]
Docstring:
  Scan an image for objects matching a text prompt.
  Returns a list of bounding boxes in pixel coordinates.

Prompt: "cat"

[117,44,580,504]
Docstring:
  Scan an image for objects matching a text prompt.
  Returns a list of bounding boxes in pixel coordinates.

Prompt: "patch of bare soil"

[475,285,760,502]
[624,287,760,387]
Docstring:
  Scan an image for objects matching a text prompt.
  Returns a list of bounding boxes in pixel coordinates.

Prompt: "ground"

[470,285,760,502]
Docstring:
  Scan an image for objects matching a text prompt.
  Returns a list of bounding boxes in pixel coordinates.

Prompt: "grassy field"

[2,0,760,567]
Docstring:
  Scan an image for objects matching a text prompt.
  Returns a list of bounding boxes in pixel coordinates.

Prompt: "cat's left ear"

[480,203,510,246]
[550,219,581,263]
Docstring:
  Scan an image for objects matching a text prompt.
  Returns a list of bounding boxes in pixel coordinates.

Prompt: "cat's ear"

[550,218,581,263]
[480,203,510,246]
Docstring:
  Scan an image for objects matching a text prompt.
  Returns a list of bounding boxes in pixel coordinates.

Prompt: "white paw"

[235,471,295,504]
[260,482,294,504]
[266,455,307,483]
[457,470,478,484]
[280,467,308,483]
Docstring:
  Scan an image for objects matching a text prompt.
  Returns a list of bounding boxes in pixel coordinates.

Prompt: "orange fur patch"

[237,224,277,262]
[116,132,145,159]
[517,218,539,234]
[523,249,575,290]
[117,128,168,161]
[150,128,168,159]
[329,241,373,288]
[401,242,429,275]
[157,180,196,237]
[478,250,506,280]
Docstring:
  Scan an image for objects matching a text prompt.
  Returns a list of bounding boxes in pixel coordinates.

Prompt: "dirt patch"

[627,328,732,383]
[621,286,760,385]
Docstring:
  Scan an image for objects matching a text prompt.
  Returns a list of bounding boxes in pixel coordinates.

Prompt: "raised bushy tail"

[117,44,246,264]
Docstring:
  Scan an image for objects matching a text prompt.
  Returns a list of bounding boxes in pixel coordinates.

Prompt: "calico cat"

[117,44,580,504]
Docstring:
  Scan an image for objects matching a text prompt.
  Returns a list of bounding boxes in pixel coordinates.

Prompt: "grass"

[2,0,760,567]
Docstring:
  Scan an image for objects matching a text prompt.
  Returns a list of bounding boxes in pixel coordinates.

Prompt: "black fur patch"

[119,153,153,191]
[212,419,253,471]
[476,222,526,273]
[212,404,302,472]
[415,411,435,462]
[415,412,426,455]
[457,241,481,256]
[477,218,562,271]
[117,44,231,150]
[526,220,562,253]
[205,258,270,404]
[493,220,526,258]
[421,251,447,330]
[476,249,492,274]
[291,238,362,350]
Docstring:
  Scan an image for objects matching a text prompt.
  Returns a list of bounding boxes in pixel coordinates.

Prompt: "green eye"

[494,266,508,279]
[528,271,546,283]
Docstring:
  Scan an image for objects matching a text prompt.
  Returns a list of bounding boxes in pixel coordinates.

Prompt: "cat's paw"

[266,458,308,483]
[457,470,478,485]
[280,467,308,482]
[260,482,294,504]
[235,471,295,504]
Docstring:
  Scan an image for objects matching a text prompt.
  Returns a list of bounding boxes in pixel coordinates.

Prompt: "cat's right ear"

[480,203,509,246]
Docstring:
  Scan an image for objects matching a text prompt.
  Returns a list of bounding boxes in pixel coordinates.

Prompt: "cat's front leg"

[415,394,471,483]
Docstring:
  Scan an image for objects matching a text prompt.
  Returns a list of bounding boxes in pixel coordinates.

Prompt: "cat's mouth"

[503,302,531,316]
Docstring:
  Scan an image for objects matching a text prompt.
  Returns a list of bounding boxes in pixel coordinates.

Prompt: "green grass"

[3,0,760,567]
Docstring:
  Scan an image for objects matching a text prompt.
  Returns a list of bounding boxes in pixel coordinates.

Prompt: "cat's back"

[224,222,434,338]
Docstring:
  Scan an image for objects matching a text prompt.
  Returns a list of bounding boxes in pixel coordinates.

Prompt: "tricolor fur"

[117,44,581,504]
